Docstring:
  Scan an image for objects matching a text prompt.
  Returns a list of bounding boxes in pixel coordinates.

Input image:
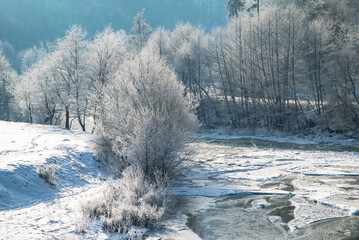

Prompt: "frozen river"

[148,137,359,240]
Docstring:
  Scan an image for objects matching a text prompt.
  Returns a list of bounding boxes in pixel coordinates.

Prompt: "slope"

[0,121,109,239]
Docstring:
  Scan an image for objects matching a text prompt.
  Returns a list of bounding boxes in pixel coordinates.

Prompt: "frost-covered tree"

[169,24,212,97]
[339,25,359,106]
[19,25,89,130]
[85,26,127,131]
[52,25,88,130]
[226,0,246,18]
[128,9,152,53]
[16,72,35,123]
[18,45,47,72]
[226,0,260,18]
[146,27,170,57]
[247,0,260,15]
[0,51,17,121]
[16,54,59,125]
[99,47,198,180]
[168,23,215,124]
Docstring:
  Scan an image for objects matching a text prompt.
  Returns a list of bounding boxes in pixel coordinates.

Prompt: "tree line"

[1,0,359,135]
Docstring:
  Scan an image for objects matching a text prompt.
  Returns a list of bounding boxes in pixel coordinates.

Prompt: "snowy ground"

[0,121,114,239]
[197,127,359,148]
[2,122,359,239]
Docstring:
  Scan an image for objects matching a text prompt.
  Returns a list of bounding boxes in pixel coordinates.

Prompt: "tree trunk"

[65,106,70,129]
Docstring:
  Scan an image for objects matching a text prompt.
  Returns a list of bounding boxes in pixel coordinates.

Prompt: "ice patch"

[251,199,268,209]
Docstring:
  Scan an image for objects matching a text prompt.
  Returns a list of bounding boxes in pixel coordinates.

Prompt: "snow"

[197,127,359,148]
[0,121,112,239]
[2,121,359,239]
[152,131,359,238]
[146,214,202,240]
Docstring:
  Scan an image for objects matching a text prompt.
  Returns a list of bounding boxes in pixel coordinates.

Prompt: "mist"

[0,0,227,69]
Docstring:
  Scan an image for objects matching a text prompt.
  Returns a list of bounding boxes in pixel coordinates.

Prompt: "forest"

[1,0,358,136]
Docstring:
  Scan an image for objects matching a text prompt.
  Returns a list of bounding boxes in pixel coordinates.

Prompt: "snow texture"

[2,122,359,239]
[0,121,113,239]
[152,130,359,238]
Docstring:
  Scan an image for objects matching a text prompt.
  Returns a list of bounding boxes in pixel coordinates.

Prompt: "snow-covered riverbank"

[149,133,359,239]
[2,121,359,239]
[197,127,359,148]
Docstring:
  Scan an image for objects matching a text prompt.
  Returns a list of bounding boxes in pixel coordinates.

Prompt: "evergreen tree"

[226,0,246,18]
[226,0,260,18]
[247,0,259,15]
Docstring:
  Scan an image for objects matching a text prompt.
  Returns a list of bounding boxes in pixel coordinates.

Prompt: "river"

[148,137,359,240]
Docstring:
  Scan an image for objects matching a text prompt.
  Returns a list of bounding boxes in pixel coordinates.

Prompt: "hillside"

[0,121,110,239]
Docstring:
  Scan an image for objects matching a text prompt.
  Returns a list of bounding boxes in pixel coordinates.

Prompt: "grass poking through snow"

[38,164,56,186]
[78,166,166,235]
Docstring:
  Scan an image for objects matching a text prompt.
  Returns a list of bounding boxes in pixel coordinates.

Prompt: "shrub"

[38,164,56,186]
[80,166,165,234]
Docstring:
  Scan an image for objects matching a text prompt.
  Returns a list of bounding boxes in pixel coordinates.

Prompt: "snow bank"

[196,127,359,148]
[0,121,109,239]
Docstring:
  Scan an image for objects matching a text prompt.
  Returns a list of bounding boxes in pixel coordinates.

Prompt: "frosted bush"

[75,209,90,233]
[38,164,56,186]
[80,166,165,234]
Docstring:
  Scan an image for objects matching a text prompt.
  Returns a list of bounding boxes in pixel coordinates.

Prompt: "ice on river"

[2,121,359,239]
[167,136,359,235]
